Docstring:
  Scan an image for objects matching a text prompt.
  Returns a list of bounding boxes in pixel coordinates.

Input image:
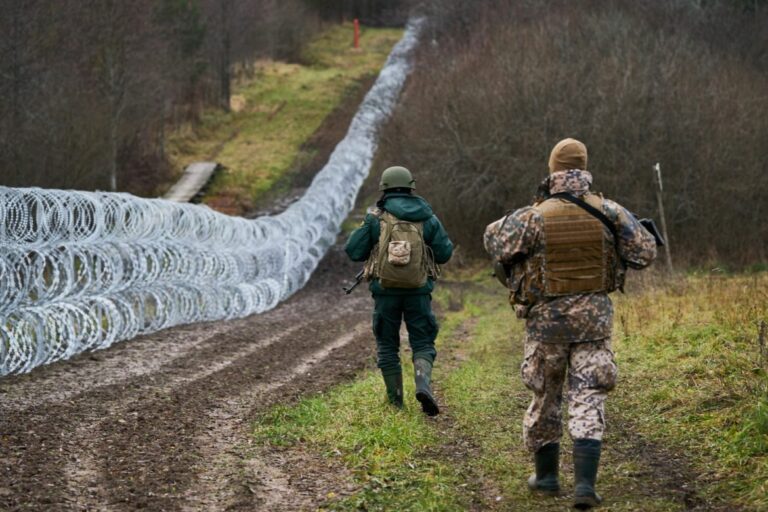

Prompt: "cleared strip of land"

[166,23,403,215]
[0,249,374,510]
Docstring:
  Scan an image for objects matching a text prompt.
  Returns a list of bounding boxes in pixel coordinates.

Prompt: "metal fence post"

[653,163,673,272]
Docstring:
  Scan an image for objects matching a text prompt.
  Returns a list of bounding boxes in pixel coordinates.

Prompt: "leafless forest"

[375,0,768,265]
[2,0,766,265]
[1,3,767,510]
[0,0,404,194]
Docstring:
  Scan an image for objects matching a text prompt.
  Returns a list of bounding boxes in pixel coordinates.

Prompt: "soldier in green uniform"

[345,166,453,415]
[483,139,658,508]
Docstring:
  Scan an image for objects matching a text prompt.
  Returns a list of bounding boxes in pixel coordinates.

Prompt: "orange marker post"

[353,18,360,49]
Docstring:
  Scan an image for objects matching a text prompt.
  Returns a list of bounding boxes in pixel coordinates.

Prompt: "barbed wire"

[0,19,423,376]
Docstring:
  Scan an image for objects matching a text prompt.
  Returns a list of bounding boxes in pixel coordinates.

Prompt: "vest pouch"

[376,212,428,289]
[388,240,411,266]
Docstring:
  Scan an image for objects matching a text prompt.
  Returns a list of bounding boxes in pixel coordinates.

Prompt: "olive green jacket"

[345,193,453,295]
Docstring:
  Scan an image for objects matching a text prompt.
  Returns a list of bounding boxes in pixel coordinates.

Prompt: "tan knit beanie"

[548,138,588,173]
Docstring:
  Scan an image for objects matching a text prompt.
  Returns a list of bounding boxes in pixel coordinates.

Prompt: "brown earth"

[0,74,383,511]
[0,254,735,511]
[0,247,375,511]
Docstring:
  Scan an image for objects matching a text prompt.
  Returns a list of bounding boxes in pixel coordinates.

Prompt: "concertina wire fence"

[0,19,423,377]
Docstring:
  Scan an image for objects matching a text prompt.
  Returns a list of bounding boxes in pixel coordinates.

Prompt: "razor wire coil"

[0,19,423,377]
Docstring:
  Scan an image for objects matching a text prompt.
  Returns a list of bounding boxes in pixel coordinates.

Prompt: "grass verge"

[433,280,685,511]
[166,23,403,213]
[253,358,465,511]
[252,271,767,511]
[612,272,768,509]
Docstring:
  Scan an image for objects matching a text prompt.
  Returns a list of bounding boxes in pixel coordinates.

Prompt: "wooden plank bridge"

[163,162,220,203]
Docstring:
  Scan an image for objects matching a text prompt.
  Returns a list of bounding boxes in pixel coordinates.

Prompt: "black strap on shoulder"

[548,193,619,241]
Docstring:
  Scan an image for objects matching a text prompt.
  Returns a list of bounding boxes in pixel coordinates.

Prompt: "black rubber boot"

[573,439,603,509]
[413,358,439,416]
[527,442,561,496]
[382,372,403,409]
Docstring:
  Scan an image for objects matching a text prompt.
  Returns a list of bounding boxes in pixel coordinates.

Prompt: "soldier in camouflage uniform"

[483,138,657,509]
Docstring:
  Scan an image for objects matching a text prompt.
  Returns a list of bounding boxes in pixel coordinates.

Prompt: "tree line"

[0,0,406,194]
[373,0,768,265]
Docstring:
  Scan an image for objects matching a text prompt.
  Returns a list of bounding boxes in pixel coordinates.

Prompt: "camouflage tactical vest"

[519,194,623,301]
[366,211,435,289]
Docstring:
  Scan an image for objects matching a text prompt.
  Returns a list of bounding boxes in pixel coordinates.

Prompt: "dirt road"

[0,247,374,511]
[0,64,388,511]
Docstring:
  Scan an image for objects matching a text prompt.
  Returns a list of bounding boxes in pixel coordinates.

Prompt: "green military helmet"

[379,166,416,191]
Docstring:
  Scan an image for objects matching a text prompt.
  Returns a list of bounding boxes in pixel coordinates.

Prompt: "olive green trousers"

[372,294,438,376]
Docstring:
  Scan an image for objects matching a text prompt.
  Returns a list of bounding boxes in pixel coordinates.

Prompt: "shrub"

[374,0,768,265]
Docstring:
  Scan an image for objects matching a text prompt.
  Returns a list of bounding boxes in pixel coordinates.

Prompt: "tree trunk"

[9,2,24,184]
[104,43,126,192]
[109,103,119,191]
[219,0,231,111]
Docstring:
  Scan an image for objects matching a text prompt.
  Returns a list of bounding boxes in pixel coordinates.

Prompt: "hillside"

[166,23,403,214]
[2,2,767,511]
[374,0,768,265]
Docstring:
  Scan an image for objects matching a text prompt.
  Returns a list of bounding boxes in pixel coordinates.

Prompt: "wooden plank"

[163,162,219,203]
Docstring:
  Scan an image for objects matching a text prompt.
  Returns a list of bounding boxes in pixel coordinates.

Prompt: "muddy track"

[0,247,374,511]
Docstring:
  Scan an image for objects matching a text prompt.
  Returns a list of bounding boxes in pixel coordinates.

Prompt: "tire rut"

[0,248,375,511]
[184,323,370,511]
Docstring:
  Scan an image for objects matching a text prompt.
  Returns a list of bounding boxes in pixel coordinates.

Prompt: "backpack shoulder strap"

[378,211,396,242]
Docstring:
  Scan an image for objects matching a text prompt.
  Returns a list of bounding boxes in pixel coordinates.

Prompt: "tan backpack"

[368,211,432,289]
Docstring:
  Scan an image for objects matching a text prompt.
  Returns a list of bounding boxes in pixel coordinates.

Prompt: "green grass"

[433,284,684,511]
[251,272,768,510]
[166,23,403,212]
[254,360,465,511]
[612,273,768,509]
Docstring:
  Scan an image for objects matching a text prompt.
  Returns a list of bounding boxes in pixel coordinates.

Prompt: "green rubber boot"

[573,439,603,509]
[382,371,403,409]
[413,358,439,416]
[527,442,561,496]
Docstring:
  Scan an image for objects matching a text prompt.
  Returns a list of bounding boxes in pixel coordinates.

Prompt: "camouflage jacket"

[483,169,657,343]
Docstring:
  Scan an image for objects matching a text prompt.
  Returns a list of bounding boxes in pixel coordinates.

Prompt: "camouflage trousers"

[520,338,618,453]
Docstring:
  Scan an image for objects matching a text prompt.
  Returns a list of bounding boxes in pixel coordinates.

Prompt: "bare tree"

[0,0,403,192]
